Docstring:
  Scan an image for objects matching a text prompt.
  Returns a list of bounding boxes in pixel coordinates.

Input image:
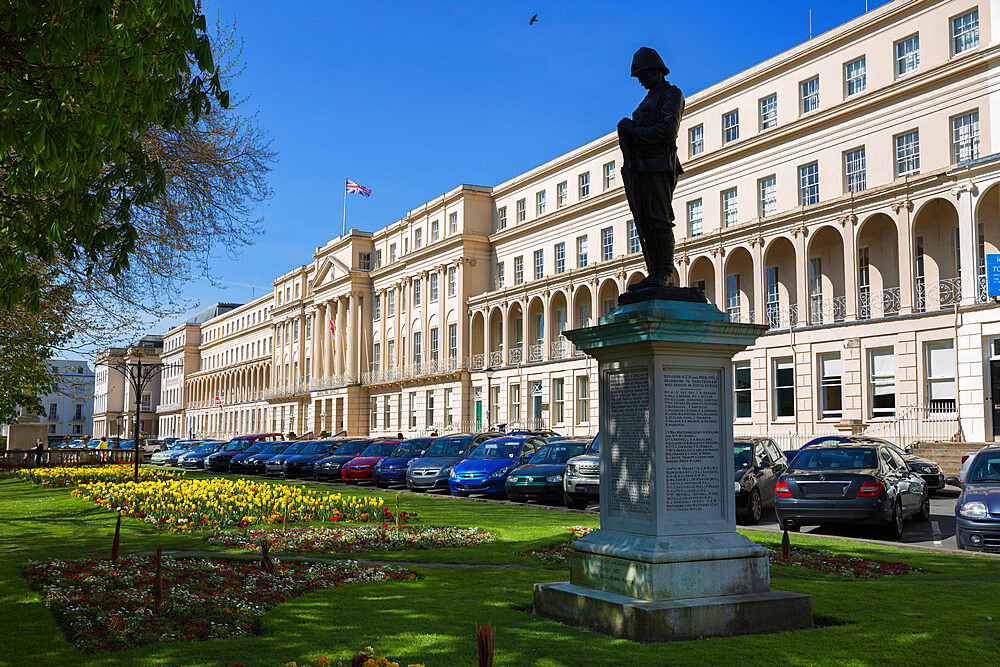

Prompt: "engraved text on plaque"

[608,370,651,516]
[663,371,723,519]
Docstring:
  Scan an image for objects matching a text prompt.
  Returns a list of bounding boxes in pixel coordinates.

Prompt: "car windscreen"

[790,447,878,471]
[468,441,520,460]
[334,440,369,456]
[300,442,329,455]
[968,452,1000,482]
[423,437,472,458]
[170,442,191,451]
[392,439,431,457]
[529,442,587,464]
[588,436,599,455]
[361,442,398,457]
[734,442,754,467]
[240,443,265,455]
[257,443,288,457]
[279,443,307,455]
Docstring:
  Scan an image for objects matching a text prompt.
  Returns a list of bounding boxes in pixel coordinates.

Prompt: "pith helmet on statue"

[631,46,669,76]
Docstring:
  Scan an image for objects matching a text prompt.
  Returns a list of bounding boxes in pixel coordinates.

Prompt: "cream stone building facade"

[115,0,1000,446]
[92,336,163,440]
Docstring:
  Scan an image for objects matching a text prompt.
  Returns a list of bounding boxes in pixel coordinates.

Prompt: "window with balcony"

[819,353,843,419]
[759,94,777,130]
[800,77,819,114]
[373,343,381,374]
[773,357,794,418]
[603,161,616,189]
[953,9,979,54]
[895,34,919,77]
[869,347,896,418]
[448,323,457,360]
[516,198,526,223]
[729,361,751,420]
[895,130,920,175]
[952,110,980,163]
[689,124,704,156]
[536,190,546,215]
[555,242,566,273]
[413,331,422,367]
[799,162,819,206]
[759,176,777,218]
[726,273,740,319]
[579,172,590,198]
[845,147,866,193]
[514,256,524,284]
[845,57,866,97]
[722,188,738,227]
[557,181,568,208]
[723,110,739,143]
[627,221,640,254]
[765,266,780,328]
[430,328,439,363]
[601,227,613,261]
[688,199,703,237]
[577,236,588,268]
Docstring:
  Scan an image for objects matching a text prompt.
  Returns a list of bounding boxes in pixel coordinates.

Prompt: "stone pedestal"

[533,299,812,641]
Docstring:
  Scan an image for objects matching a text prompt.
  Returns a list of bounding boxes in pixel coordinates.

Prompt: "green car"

[505,440,590,504]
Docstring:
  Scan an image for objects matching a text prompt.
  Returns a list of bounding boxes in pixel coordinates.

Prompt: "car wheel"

[883,500,903,541]
[740,488,763,525]
[563,493,589,510]
[914,496,930,522]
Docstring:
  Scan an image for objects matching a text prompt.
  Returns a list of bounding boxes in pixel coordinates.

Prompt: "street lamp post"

[485,367,496,431]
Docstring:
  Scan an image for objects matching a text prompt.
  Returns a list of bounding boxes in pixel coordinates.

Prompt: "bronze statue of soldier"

[618,47,705,304]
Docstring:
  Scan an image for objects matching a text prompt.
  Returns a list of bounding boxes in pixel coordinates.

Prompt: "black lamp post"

[485,367,496,431]
[104,346,181,483]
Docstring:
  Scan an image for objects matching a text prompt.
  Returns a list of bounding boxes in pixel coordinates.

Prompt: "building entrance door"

[335,397,344,434]
[991,361,1000,439]
[532,381,543,426]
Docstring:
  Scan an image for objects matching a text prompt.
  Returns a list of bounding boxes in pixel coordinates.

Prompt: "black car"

[279,440,344,478]
[506,439,589,503]
[949,445,1000,551]
[314,439,372,481]
[205,439,253,472]
[373,438,434,488]
[264,442,310,476]
[179,441,227,470]
[241,442,292,475]
[775,443,929,540]
[227,442,268,474]
[805,436,945,494]
[734,437,787,524]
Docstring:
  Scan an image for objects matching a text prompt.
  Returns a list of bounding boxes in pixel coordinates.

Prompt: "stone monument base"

[618,284,706,305]
[5,422,48,450]
[533,582,813,642]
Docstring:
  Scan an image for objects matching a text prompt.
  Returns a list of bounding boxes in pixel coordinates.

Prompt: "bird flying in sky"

[529,14,538,25]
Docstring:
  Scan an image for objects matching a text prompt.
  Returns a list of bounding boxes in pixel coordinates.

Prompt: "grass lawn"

[2,472,999,666]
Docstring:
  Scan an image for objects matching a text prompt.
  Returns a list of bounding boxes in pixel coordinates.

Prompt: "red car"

[340,440,401,483]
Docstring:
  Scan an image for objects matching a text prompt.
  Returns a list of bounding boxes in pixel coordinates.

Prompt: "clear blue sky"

[148,0,889,334]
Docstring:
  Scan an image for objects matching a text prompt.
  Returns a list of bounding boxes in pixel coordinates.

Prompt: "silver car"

[406,433,500,492]
[563,435,599,509]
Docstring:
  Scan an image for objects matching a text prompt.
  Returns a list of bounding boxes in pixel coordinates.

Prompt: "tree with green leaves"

[0,0,229,310]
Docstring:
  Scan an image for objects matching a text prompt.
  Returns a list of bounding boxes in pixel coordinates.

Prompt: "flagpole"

[342,178,348,237]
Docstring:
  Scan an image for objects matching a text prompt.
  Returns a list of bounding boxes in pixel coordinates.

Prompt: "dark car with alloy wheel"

[374,438,434,488]
[734,437,788,524]
[506,439,589,504]
[314,439,372,481]
[949,445,1000,552]
[278,440,344,478]
[207,434,281,473]
[179,441,227,470]
[805,436,945,494]
[775,443,929,540]
[241,442,291,475]
[265,442,310,476]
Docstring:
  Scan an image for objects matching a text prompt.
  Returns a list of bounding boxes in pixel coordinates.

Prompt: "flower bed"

[207,525,495,553]
[70,477,393,532]
[23,555,420,653]
[521,529,925,578]
[17,465,182,487]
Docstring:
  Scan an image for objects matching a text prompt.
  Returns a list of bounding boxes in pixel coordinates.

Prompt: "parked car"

[264,442,311,476]
[241,442,292,475]
[164,441,202,466]
[805,436,945,495]
[449,435,545,497]
[278,440,344,478]
[314,439,373,482]
[959,449,981,483]
[406,433,501,492]
[208,433,283,473]
[949,445,1000,551]
[228,442,268,474]
[151,440,200,466]
[203,439,255,472]
[775,442,929,540]
[374,438,434,488]
[506,439,589,503]
[179,441,227,470]
[734,437,788,524]
[508,429,560,438]
[563,435,599,509]
[342,440,401,484]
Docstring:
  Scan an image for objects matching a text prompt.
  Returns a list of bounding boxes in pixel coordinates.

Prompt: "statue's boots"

[645,230,674,287]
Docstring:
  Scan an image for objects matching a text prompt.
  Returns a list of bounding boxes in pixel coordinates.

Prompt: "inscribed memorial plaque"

[607,370,651,516]
[663,371,723,519]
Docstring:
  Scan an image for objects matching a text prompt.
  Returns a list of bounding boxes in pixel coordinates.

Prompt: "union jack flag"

[346,179,371,197]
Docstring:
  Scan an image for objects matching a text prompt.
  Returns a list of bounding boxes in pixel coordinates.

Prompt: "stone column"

[892,199,915,315]
[323,301,334,378]
[840,215,858,321]
[952,182,979,305]
[711,246,726,308]
[793,224,809,325]
[334,297,346,377]
[750,237,764,326]
[347,291,358,380]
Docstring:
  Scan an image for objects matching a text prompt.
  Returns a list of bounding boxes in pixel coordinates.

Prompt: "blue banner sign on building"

[988,254,1000,297]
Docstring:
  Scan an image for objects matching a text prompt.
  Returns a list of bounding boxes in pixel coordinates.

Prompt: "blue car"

[179,441,227,469]
[951,445,1000,552]
[449,435,545,497]
[276,440,342,478]
[374,438,434,488]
